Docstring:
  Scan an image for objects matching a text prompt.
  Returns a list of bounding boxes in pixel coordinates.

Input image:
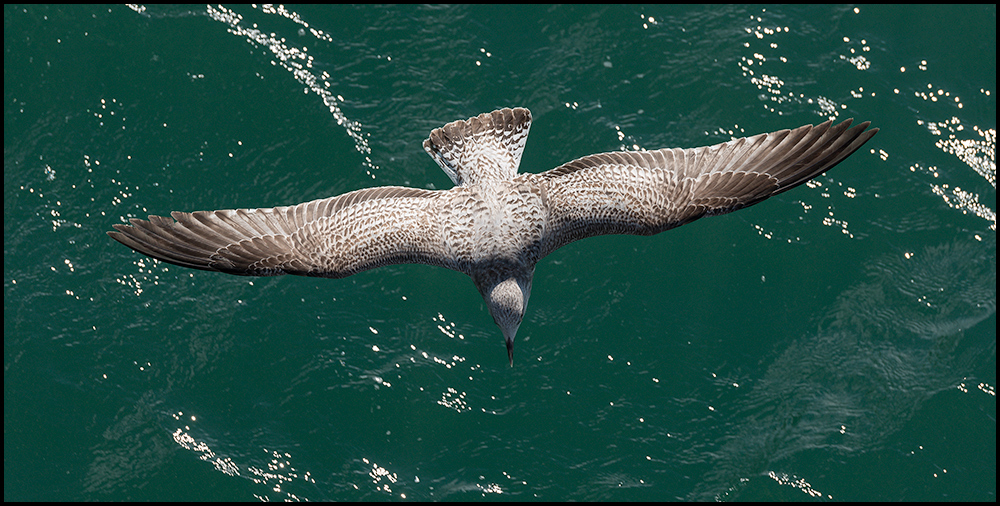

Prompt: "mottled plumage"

[109,107,877,364]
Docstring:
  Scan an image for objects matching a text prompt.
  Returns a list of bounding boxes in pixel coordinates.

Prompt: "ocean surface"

[4,4,995,501]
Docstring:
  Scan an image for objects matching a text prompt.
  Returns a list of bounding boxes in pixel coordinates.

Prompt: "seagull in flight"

[109,108,877,364]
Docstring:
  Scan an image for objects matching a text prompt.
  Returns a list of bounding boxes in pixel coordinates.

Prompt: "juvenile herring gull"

[109,107,877,364]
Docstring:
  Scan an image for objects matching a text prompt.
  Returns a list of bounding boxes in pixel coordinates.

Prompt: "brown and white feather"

[531,118,877,257]
[108,107,876,362]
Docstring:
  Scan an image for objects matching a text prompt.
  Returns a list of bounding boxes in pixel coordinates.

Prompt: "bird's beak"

[506,338,514,367]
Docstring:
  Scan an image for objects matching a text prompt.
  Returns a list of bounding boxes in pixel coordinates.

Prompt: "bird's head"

[482,276,531,366]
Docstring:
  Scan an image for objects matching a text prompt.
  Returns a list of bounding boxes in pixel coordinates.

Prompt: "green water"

[5,4,995,501]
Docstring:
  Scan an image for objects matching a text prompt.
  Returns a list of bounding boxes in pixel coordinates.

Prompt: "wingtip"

[107,226,131,243]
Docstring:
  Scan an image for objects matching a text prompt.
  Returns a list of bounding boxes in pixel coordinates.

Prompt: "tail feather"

[422,107,532,186]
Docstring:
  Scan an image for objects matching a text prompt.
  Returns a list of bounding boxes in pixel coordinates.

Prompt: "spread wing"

[108,186,453,278]
[535,118,878,258]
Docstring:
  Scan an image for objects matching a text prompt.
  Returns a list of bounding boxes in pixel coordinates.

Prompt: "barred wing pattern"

[108,107,877,363]
[109,186,450,278]
[535,119,877,258]
[423,107,532,186]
